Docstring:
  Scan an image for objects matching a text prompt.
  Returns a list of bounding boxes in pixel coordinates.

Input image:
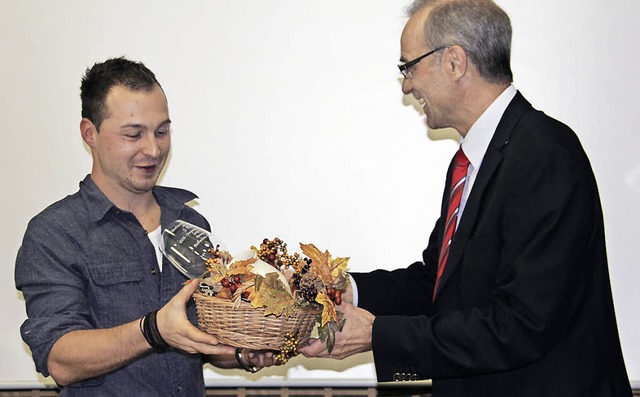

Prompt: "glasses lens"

[399,65,410,78]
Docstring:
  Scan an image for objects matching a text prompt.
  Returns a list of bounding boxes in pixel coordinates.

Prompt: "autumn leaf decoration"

[300,243,348,322]
[204,249,232,282]
[316,290,346,354]
[300,243,349,293]
[251,273,297,317]
[200,238,350,354]
[300,243,349,352]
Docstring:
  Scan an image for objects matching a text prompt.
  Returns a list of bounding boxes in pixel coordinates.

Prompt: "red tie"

[434,148,470,299]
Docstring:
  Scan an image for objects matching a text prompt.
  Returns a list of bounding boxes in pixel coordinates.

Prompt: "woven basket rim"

[193,290,322,311]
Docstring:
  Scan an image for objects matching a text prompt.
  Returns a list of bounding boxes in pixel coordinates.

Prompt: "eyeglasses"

[398,46,448,79]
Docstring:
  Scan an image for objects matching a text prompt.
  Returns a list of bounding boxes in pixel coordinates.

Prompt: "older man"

[300,1,631,396]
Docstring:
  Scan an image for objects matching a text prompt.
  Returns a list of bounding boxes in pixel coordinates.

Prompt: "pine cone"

[299,272,323,302]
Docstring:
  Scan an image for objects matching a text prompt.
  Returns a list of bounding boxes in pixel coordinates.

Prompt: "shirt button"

[151,269,158,275]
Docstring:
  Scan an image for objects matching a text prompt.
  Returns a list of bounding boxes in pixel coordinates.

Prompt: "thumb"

[176,278,200,303]
[297,338,325,357]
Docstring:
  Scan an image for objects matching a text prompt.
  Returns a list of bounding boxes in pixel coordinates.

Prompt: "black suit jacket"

[352,93,631,396]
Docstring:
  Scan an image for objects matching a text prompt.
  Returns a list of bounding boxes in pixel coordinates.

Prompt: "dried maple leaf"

[299,243,349,286]
[205,258,227,283]
[315,290,338,326]
[251,273,296,317]
[317,310,345,353]
[227,257,257,274]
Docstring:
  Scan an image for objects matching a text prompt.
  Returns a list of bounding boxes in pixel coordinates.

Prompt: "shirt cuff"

[348,273,359,307]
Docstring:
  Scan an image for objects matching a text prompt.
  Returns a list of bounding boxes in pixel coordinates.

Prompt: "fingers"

[180,323,220,346]
[156,279,227,354]
[167,324,233,355]
[297,338,328,358]
[163,312,228,354]
[188,342,235,356]
[298,304,375,360]
[245,350,276,367]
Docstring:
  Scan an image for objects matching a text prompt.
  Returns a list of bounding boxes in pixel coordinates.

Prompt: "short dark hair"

[80,57,162,130]
[407,0,513,84]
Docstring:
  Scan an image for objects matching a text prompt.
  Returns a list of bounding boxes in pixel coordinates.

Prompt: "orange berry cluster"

[257,237,302,270]
[274,332,299,365]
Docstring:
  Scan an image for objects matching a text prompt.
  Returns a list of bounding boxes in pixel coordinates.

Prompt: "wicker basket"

[193,291,322,350]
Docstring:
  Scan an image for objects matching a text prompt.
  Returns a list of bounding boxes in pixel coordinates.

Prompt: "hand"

[298,302,374,360]
[156,279,235,356]
[240,348,278,369]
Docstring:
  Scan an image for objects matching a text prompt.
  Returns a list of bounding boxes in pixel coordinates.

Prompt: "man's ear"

[444,45,468,81]
[80,118,97,147]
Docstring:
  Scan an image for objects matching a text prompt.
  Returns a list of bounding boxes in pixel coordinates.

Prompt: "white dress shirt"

[458,84,517,223]
[148,225,164,271]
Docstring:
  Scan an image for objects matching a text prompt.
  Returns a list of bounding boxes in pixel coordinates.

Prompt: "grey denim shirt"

[15,175,211,396]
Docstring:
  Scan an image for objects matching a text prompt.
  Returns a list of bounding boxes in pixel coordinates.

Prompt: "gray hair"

[406,0,513,84]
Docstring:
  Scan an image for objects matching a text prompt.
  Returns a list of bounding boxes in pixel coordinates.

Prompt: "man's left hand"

[298,302,374,359]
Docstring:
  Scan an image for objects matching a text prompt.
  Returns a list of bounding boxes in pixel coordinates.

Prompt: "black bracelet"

[139,315,154,349]
[140,310,170,353]
[235,347,260,373]
[149,310,170,352]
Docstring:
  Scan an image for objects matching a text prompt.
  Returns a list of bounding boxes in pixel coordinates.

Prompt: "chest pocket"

[86,260,146,327]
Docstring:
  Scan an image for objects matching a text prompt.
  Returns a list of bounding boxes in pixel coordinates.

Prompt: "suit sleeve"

[351,218,439,317]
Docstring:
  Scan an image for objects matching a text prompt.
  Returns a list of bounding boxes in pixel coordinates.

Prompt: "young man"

[15,57,270,396]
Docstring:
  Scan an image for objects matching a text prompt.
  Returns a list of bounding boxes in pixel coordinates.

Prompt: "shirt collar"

[80,175,198,223]
[80,175,116,222]
[460,84,517,171]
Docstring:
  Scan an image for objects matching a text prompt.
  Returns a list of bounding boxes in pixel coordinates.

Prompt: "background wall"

[1,0,638,389]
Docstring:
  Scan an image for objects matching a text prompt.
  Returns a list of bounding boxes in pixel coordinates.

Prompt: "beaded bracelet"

[140,310,170,353]
[235,347,260,373]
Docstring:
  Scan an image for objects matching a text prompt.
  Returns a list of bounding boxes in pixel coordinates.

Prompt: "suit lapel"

[434,92,534,298]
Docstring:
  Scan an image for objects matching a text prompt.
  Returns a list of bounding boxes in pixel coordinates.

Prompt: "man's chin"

[128,176,160,194]
[425,119,438,130]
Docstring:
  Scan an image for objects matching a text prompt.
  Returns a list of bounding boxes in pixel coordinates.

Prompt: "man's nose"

[142,134,160,158]
[401,77,412,95]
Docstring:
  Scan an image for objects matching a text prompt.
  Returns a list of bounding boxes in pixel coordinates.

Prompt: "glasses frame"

[398,46,448,79]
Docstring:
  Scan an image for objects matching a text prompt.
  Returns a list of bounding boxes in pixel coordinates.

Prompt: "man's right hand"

[156,279,235,356]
